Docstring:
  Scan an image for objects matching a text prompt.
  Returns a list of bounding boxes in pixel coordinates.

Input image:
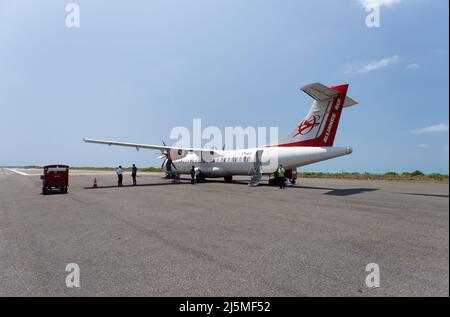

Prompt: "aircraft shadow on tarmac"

[396,192,449,198]
[189,179,379,197]
[274,185,379,196]
[304,187,379,196]
[83,179,379,196]
[83,182,179,189]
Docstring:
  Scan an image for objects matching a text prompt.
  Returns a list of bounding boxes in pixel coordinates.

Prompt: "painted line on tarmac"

[5,168,30,176]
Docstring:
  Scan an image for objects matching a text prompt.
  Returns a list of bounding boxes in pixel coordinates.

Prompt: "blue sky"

[0,0,448,173]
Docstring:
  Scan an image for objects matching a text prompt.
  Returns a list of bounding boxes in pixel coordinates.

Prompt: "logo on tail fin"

[294,114,321,137]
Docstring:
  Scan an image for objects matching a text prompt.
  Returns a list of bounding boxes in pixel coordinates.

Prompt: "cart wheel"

[42,187,47,195]
[290,179,296,185]
[64,187,68,194]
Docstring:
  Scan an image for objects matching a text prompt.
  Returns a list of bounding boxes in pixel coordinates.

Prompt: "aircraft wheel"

[224,176,233,183]
[196,173,206,183]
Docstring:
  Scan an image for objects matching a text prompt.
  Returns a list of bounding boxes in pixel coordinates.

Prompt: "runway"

[0,168,448,296]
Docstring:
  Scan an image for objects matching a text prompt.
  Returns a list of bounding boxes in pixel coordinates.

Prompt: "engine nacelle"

[168,149,188,161]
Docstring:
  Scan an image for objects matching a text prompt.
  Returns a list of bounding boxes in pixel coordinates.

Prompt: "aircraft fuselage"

[165,146,353,178]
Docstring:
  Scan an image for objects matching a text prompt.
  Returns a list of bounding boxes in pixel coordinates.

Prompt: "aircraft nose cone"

[346,146,353,154]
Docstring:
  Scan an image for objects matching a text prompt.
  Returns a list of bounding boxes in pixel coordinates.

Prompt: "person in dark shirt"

[190,166,196,184]
[131,164,138,186]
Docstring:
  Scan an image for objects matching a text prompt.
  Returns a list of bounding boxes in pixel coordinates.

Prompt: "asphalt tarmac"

[0,168,448,296]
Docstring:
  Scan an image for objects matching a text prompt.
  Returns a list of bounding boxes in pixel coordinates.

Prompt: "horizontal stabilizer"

[301,82,358,108]
[301,83,339,101]
[343,96,358,108]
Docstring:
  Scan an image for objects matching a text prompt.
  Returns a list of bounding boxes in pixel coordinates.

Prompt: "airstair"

[248,150,263,187]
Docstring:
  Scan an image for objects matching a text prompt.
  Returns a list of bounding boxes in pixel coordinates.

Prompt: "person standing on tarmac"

[190,166,196,184]
[131,164,138,186]
[278,164,286,190]
[116,165,124,187]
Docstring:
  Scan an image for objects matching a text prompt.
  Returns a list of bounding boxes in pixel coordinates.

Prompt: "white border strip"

[5,168,30,176]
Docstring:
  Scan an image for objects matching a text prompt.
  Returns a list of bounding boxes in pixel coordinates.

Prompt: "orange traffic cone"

[93,178,98,188]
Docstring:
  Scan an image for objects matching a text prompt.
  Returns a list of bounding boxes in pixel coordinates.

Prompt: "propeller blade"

[157,140,167,154]
[161,159,167,169]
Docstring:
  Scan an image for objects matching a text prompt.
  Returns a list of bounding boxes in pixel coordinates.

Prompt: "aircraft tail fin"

[278,83,357,147]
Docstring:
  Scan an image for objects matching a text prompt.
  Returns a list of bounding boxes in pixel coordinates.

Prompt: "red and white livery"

[84,83,358,185]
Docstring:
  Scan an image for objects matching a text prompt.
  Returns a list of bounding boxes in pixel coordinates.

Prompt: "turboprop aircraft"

[84,83,358,186]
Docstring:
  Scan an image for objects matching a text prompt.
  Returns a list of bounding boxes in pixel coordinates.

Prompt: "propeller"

[158,140,177,171]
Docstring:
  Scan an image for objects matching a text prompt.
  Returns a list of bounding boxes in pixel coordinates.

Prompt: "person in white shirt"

[116,166,124,187]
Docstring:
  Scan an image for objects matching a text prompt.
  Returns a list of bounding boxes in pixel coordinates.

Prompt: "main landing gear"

[224,176,233,183]
[268,177,296,186]
[196,172,206,183]
[268,168,297,186]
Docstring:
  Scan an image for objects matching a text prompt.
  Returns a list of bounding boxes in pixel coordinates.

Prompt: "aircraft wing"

[83,138,221,156]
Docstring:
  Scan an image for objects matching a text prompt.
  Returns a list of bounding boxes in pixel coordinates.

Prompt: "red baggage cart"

[41,165,69,195]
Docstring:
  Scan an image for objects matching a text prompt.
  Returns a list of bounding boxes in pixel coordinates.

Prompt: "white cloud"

[360,0,403,9]
[412,124,449,134]
[347,55,399,75]
[406,63,420,70]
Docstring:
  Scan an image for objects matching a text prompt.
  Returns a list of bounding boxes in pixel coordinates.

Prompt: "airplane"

[84,82,358,186]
